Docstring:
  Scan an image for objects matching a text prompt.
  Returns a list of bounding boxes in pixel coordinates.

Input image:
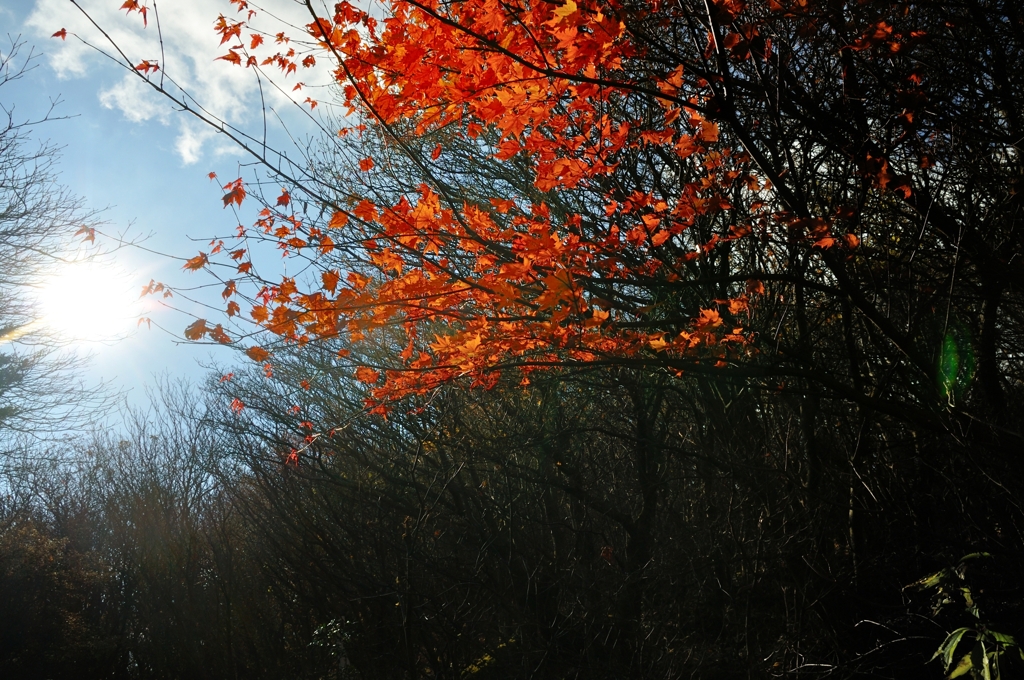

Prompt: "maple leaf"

[52,28,67,40]
[276,189,291,206]
[218,50,242,66]
[230,398,245,413]
[74,226,96,243]
[184,319,210,341]
[209,324,232,344]
[359,157,375,171]
[246,346,271,363]
[552,0,578,20]
[491,199,516,213]
[697,122,719,143]
[651,229,671,247]
[355,366,381,383]
[183,252,209,271]
[328,210,349,229]
[347,272,370,290]
[322,269,341,293]
[120,0,147,26]
[727,296,749,315]
[318,235,334,255]
[141,280,170,298]
[696,309,723,329]
[215,16,244,45]
[353,199,378,222]
[222,178,246,207]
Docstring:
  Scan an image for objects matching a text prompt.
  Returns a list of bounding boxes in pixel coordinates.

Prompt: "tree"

[65,1,1024,675]
[0,380,344,680]
[78,0,1022,448]
[0,37,108,444]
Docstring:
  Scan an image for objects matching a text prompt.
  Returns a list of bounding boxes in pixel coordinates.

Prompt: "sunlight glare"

[35,261,140,343]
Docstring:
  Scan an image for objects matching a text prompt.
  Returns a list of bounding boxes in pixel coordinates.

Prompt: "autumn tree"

[62,0,1024,676]
[70,0,1019,451]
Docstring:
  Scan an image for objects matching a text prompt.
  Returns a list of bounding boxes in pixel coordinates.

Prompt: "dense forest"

[4,0,1024,677]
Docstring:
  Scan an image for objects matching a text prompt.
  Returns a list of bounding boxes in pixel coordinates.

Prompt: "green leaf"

[908,568,951,590]
[987,652,1002,680]
[949,651,974,679]
[961,587,980,618]
[934,628,972,671]
[990,631,1016,647]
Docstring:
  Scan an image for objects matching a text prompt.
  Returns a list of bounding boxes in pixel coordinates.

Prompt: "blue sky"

[1,0,334,413]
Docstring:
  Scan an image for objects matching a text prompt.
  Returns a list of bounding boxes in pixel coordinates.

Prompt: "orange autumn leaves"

[157,0,893,409]
[169,0,776,406]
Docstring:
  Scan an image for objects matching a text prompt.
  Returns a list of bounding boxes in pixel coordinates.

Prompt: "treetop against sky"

[31,0,1024,444]
[0,0,334,400]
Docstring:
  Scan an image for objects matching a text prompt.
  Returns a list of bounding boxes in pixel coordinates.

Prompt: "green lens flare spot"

[937,322,976,404]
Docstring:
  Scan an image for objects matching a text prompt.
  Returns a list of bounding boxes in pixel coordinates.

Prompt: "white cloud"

[98,73,169,123]
[174,119,218,165]
[24,0,336,164]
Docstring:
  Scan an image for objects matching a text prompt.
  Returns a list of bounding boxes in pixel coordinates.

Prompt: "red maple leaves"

[130,0,934,413]
[169,0,777,409]
[222,178,246,208]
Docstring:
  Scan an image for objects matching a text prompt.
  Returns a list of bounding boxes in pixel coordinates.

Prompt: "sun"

[34,260,141,343]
